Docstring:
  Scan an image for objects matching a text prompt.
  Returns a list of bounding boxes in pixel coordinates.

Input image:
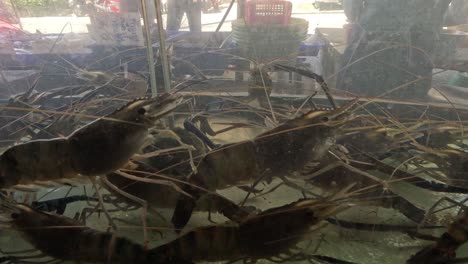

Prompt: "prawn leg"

[357,153,468,194]
[32,195,98,214]
[237,185,264,194]
[100,176,150,248]
[306,160,386,186]
[183,119,220,149]
[91,177,116,230]
[304,160,427,223]
[419,196,468,229]
[172,188,252,230]
[150,129,198,174]
[0,254,59,264]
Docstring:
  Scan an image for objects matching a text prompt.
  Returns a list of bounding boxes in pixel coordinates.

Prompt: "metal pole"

[153,0,171,92]
[215,0,236,32]
[140,0,158,97]
[237,0,245,19]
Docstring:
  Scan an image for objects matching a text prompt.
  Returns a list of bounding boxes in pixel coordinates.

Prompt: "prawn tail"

[0,194,20,219]
[147,248,195,264]
[171,188,198,231]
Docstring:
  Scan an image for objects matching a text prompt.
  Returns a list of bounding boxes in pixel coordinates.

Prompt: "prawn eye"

[321,116,329,122]
[10,212,19,219]
[138,108,146,115]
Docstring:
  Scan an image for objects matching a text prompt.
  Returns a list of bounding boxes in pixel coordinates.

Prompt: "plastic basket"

[245,0,292,25]
[232,17,309,63]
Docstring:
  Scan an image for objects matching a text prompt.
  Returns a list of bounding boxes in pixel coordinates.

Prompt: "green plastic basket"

[232,18,309,64]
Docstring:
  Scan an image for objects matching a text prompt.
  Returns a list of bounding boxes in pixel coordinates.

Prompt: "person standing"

[336,0,454,98]
[167,0,202,32]
[207,0,221,13]
[120,0,157,26]
[444,0,468,26]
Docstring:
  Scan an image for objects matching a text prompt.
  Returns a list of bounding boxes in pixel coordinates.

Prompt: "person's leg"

[167,0,184,31]
[211,0,220,12]
[144,0,157,24]
[186,0,202,32]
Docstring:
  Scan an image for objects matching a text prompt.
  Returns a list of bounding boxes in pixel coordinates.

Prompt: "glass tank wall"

[0,0,467,263]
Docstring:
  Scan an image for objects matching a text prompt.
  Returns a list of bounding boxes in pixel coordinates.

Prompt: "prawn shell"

[8,204,151,264]
[68,95,180,176]
[192,142,261,190]
[68,118,148,176]
[151,225,242,262]
[0,139,75,188]
[239,201,320,259]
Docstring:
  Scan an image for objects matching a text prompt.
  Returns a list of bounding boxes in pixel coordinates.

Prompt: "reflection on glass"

[0,0,467,263]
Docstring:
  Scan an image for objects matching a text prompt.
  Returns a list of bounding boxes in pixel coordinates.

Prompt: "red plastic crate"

[245,0,292,25]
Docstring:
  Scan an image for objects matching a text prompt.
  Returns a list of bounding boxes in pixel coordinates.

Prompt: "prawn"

[0,93,183,190]
[152,192,351,263]
[0,197,192,264]
[171,98,360,229]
